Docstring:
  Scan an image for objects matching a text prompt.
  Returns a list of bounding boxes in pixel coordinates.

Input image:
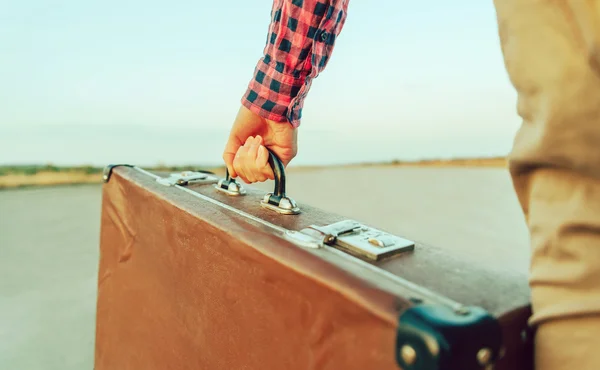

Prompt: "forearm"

[242,0,349,128]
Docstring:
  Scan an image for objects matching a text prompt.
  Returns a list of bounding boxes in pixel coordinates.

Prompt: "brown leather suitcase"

[95,155,533,370]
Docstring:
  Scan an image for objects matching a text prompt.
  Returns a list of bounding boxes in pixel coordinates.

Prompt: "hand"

[222,106,298,183]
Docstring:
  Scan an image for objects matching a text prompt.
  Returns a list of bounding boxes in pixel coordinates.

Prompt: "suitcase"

[95,154,533,370]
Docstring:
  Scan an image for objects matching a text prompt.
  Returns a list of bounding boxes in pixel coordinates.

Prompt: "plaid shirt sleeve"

[241,0,349,128]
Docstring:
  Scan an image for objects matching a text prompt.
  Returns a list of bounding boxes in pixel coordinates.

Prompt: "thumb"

[222,137,241,178]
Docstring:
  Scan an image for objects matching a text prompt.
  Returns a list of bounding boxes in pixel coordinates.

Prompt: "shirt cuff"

[241,57,309,128]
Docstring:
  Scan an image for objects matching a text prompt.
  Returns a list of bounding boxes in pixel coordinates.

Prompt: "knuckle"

[233,163,243,176]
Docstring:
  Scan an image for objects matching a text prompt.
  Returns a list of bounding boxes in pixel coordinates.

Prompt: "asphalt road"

[0,185,102,370]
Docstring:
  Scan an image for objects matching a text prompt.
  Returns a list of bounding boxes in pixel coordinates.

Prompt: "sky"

[0,1,523,166]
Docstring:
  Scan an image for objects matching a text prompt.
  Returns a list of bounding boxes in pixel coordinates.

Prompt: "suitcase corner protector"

[396,304,503,370]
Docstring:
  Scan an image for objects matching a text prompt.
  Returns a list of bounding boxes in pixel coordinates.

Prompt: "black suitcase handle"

[266,148,286,198]
[260,148,300,215]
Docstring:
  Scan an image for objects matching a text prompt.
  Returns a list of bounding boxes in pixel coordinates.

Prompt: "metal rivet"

[454,306,471,315]
[368,238,384,247]
[400,345,417,365]
[409,297,424,305]
[499,347,507,359]
[477,348,493,366]
[521,329,528,342]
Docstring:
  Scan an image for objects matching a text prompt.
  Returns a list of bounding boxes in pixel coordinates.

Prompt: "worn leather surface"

[190,173,533,370]
[95,167,533,370]
[190,176,530,315]
[96,168,403,370]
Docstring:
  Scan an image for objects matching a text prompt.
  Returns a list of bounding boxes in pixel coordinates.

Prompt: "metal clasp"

[260,193,300,215]
[157,171,218,187]
[304,220,415,261]
[215,169,246,196]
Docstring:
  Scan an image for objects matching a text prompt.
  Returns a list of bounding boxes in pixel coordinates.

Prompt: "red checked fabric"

[241,0,349,128]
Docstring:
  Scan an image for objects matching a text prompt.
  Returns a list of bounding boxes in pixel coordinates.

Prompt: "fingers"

[223,105,270,178]
[239,137,259,183]
[232,135,274,183]
[257,145,275,180]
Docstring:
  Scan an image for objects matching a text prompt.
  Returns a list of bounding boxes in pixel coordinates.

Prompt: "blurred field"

[0,157,507,189]
[0,172,103,189]
[0,164,217,189]
[0,164,530,370]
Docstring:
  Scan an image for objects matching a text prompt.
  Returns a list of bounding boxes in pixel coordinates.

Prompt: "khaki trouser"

[493,0,600,368]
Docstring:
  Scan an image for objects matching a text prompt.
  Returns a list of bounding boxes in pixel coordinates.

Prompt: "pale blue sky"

[0,1,523,165]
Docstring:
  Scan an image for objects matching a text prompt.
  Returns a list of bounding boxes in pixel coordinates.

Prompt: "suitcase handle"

[266,148,286,198]
[215,149,290,199]
[260,149,300,215]
[215,149,299,214]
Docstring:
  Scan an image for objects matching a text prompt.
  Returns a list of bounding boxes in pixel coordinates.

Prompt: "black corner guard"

[396,304,503,370]
[102,164,134,183]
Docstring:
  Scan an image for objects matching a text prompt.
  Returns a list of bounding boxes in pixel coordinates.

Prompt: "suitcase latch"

[156,171,218,187]
[304,220,415,261]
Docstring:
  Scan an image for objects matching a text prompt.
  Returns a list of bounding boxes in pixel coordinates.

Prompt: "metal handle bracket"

[215,169,247,196]
[259,149,300,215]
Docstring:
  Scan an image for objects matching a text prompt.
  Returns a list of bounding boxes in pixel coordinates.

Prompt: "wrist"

[242,57,308,127]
